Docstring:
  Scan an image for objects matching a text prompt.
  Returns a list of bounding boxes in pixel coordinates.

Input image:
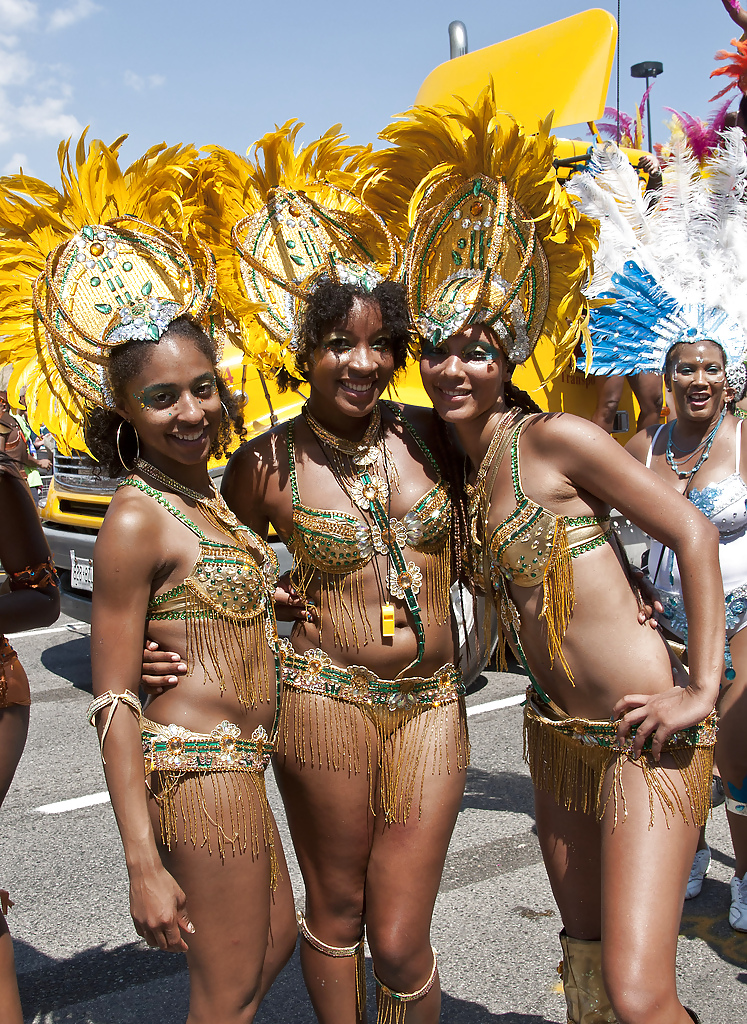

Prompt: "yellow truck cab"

[43,8,651,615]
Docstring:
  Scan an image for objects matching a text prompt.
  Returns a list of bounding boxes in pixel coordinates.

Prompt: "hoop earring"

[116,420,140,471]
[221,401,230,421]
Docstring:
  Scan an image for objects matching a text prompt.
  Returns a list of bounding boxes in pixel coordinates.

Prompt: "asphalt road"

[1,612,745,1024]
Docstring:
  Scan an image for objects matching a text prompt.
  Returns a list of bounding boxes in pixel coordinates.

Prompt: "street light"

[630,60,664,151]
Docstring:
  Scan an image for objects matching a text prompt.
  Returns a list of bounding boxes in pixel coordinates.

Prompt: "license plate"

[70,549,94,592]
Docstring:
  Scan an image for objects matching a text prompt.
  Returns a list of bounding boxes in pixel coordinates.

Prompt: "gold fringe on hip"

[523,691,717,831]
[142,719,278,884]
[540,519,574,681]
[279,650,469,824]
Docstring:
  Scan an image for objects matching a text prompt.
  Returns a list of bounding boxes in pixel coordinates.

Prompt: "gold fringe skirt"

[523,689,717,830]
[142,717,278,886]
[279,646,469,825]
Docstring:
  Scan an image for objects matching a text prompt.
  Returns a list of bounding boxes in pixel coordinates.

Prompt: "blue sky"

[0,1,738,180]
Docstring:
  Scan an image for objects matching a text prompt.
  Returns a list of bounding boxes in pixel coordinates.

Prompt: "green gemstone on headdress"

[114,275,124,287]
[457,239,466,250]
[286,240,296,249]
[290,255,305,266]
[122,261,132,272]
[451,251,462,265]
[141,281,153,296]
[95,303,113,314]
[473,180,482,196]
[432,327,443,343]
[90,277,100,287]
[148,322,160,340]
[82,226,94,241]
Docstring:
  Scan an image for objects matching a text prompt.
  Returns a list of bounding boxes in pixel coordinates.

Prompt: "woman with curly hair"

[0,138,298,1020]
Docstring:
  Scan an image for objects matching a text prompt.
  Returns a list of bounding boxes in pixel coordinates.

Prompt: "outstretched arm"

[91,501,193,951]
[720,0,747,39]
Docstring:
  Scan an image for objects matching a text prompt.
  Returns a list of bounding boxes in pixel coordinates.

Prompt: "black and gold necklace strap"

[302,401,382,456]
[360,469,425,672]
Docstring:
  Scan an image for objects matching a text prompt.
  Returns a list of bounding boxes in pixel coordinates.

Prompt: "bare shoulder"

[625,424,661,464]
[389,402,439,445]
[222,422,293,535]
[94,485,166,578]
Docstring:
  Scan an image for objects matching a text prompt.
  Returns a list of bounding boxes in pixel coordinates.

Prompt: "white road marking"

[6,621,89,640]
[466,693,525,717]
[31,695,524,815]
[35,792,110,814]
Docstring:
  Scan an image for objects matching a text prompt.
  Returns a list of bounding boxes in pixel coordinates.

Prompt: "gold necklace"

[303,402,399,503]
[134,458,247,540]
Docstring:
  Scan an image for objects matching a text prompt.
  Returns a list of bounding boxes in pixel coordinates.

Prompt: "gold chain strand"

[135,457,248,541]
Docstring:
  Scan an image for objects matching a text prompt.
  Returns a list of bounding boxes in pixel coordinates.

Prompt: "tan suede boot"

[559,930,617,1023]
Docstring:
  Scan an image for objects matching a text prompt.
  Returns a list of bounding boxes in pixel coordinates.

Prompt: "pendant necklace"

[665,408,726,481]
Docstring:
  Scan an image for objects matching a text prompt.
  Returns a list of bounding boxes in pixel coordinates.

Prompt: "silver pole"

[448,21,468,59]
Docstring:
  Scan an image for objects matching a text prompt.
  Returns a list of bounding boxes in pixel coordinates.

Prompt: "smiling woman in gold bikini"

[0,139,296,1023]
[367,91,725,1024]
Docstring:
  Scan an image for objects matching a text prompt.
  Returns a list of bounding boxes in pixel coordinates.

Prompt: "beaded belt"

[525,689,718,752]
[141,718,275,774]
[279,642,464,710]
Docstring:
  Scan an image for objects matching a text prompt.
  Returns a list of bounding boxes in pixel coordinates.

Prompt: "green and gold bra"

[120,477,280,710]
[488,419,611,682]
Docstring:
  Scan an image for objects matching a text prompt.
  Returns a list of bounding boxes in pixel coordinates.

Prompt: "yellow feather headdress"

[192,120,397,383]
[363,85,596,377]
[0,132,215,453]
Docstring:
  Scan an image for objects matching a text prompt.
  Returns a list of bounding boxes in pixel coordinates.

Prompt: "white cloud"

[2,151,29,173]
[124,70,165,92]
[48,0,100,32]
[0,45,33,86]
[0,0,37,30]
[0,85,82,146]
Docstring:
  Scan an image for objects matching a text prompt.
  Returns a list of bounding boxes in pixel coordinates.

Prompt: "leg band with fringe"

[279,645,469,824]
[373,948,438,1024]
[142,717,278,884]
[523,689,717,830]
[296,909,366,1018]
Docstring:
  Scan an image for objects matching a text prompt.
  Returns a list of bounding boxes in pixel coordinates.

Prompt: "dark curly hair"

[276,279,413,391]
[85,315,245,477]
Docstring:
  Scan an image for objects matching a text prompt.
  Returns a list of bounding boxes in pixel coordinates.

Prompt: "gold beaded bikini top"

[488,421,610,591]
[286,414,451,576]
[487,419,610,682]
[114,480,279,622]
[119,478,279,710]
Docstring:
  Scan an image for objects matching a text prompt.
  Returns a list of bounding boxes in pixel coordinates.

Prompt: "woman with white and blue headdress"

[569,130,747,935]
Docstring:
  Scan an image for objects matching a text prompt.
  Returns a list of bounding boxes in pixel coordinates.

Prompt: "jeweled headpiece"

[566,134,747,381]
[403,173,548,364]
[0,134,213,452]
[193,121,396,380]
[364,85,596,375]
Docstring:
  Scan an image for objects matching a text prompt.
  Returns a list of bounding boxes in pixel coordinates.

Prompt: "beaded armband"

[87,689,142,764]
[8,557,59,590]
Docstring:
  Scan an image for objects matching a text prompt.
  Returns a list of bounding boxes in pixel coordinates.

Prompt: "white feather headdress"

[566,132,747,381]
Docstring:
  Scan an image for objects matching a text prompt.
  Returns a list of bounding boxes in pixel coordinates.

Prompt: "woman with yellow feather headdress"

[139,118,469,1024]
[369,86,722,1024]
[0,134,298,1021]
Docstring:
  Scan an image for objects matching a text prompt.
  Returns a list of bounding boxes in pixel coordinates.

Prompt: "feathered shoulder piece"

[567,134,747,377]
[0,133,213,452]
[364,84,596,376]
[710,37,747,101]
[193,120,396,379]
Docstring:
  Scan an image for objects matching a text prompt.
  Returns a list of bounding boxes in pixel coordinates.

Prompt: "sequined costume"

[1,557,59,709]
[118,479,281,869]
[282,407,465,825]
[484,419,715,828]
[647,420,747,658]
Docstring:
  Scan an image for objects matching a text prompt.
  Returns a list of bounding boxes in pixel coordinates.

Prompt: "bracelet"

[87,689,142,764]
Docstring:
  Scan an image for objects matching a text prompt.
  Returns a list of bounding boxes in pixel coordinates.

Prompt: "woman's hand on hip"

[613,685,716,761]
